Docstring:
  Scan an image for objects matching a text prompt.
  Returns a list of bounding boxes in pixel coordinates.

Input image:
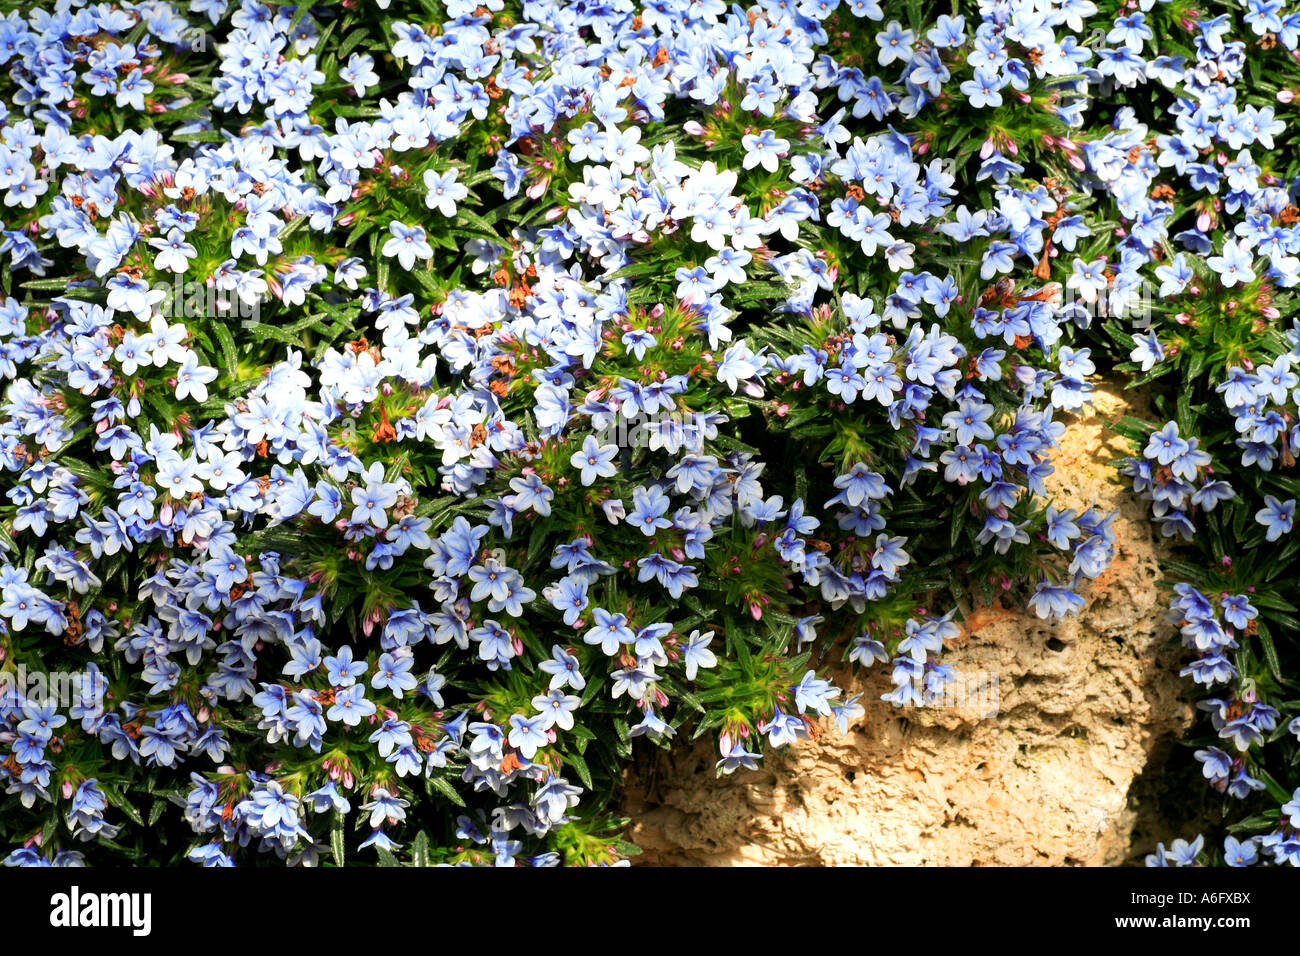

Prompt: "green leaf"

[1252,591,1298,614]
[331,103,383,118]
[411,830,431,868]
[103,785,145,826]
[346,215,377,249]
[566,749,594,789]
[1255,620,1286,685]
[453,206,502,239]
[240,321,302,346]
[426,773,466,807]
[172,129,226,143]
[579,672,606,707]
[1253,766,1294,805]
[23,277,85,291]
[330,811,346,866]
[612,717,632,757]
[675,687,706,714]
[712,431,759,456]
[211,321,240,379]
[338,29,371,61]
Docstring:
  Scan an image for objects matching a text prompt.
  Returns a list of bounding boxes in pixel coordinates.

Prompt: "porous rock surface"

[622,384,1198,865]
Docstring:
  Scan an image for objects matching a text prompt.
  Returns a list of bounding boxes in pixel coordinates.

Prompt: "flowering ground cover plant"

[0,0,1295,867]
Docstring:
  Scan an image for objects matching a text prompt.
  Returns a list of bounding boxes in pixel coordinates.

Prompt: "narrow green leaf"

[331,811,346,866]
[211,321,240,379]
[427,773,466,807]
[566,749,594,789]
[411,830,431,868]
[103,785,145,826]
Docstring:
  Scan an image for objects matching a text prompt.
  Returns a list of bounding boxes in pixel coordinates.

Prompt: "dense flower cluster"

[0,0,1293,866]
[1072,1,1300,865]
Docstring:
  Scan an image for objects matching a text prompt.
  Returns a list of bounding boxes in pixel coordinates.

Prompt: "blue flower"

[1166,835,1205,867]
[423,168,468,217]
[741,129,790,173]
[1144,422,1189,465]
[1254,495,1295,541]
[507,713,549,760]
[327,685,376,727]
[583,607,634,656]
[1219,595,1257,630]
[1222,835,1258,867]
[539,645,585,691]
[960,68,1004,108]
[1282,787,1300,829]
[569,435,618,487]
[324,646,367,687]
[791,669,840,716]
[1027,582,1086,619]
[626,485,672,536]
[1206,239,1256,287]
[716,742,762,774]
[381,221,433,271]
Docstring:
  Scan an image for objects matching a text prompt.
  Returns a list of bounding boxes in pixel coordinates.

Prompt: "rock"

[621,383,1198,865]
